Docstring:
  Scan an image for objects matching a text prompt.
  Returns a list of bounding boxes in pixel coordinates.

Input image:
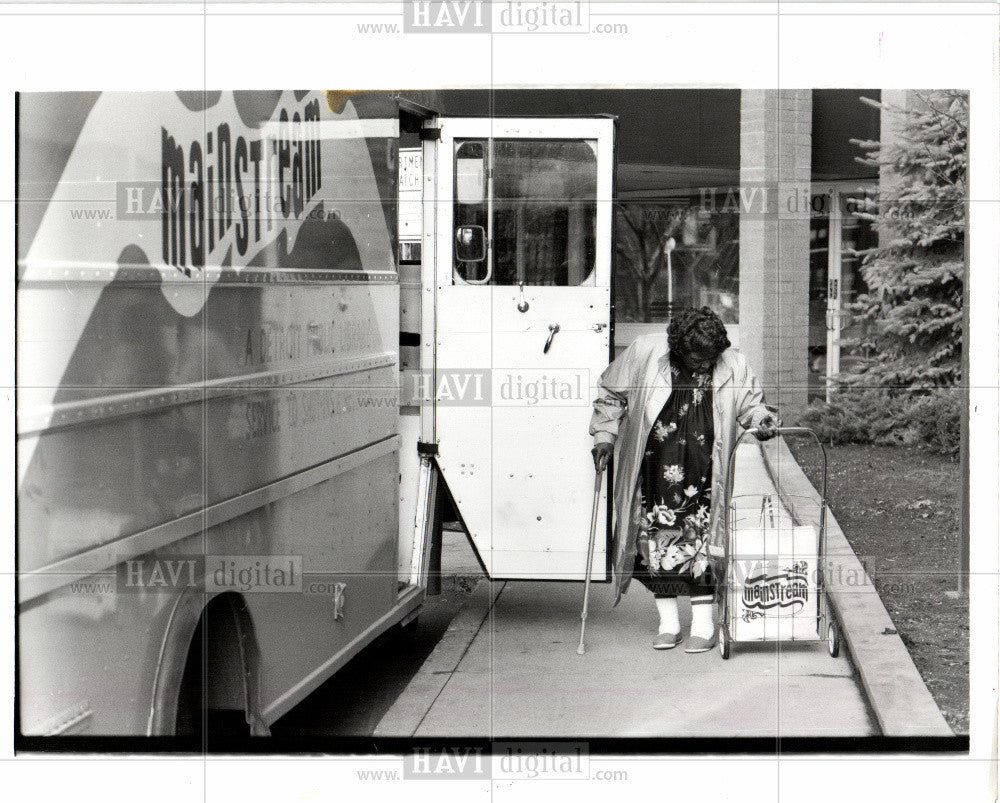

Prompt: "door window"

[452,139,598,286]
[452,140,490,281]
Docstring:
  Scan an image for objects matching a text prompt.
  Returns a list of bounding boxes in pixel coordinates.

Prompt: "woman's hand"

[755,414,782,441]
[591,442,614,472]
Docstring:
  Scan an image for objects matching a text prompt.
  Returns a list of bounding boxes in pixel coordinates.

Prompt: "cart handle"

[723,427,827,561]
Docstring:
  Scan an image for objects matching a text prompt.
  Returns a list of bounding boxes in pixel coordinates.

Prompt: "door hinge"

[419,127,441,141]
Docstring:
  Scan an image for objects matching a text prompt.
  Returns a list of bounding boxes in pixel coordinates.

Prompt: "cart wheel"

[827,621,840,658]
[719,625,731,659]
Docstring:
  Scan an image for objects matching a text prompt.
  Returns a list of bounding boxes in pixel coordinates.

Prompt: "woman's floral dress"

[631,357,716,596]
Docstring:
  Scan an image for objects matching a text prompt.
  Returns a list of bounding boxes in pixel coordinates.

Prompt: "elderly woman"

[590,307,780,652]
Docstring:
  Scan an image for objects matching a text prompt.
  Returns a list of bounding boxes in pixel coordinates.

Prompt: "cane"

[577,462,606,655]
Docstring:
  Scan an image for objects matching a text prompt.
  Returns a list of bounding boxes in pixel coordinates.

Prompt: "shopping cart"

[716,426,841,659]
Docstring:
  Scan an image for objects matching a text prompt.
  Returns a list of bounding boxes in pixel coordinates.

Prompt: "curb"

[373,579,504,737]
[759,436,953,737]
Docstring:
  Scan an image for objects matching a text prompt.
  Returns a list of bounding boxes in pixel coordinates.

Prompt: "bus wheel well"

[173,593,269,738]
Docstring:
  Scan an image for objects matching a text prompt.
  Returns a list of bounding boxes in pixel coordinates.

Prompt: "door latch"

[544,323,560,353]
[517,281,529,313]
[592,322,607,332]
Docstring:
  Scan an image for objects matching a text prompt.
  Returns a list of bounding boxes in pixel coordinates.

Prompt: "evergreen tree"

[847,90,967,392]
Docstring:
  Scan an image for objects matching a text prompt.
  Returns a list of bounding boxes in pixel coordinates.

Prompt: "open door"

[429,117,614,580]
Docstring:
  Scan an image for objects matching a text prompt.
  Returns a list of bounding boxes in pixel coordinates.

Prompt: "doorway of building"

[808,183,878,402]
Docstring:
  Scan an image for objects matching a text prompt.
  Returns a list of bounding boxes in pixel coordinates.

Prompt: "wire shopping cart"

[716,426,841,660]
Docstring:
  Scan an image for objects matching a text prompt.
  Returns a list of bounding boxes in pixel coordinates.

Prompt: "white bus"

[16,90,616,738]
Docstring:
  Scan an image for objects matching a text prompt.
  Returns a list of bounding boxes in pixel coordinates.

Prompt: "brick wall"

[738,89,812,416]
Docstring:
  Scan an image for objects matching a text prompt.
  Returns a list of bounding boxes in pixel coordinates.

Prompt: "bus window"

[494,139,597,286]
[453,139,598,286]
[453,140,490,282]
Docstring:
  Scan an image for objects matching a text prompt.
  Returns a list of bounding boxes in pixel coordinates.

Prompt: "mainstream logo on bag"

[741,561,809,620]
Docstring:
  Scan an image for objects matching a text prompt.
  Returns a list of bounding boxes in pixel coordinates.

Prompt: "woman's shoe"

[684,632,718,653]
[653,631,682,650]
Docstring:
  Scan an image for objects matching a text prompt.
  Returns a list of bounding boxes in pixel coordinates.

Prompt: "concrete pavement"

[377,578,874,737]
[375,439,949,738]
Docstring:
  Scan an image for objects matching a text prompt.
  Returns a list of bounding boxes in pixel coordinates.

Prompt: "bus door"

[429,117,614,580]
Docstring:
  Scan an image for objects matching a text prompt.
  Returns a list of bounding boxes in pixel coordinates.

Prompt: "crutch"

[577,462,606,655]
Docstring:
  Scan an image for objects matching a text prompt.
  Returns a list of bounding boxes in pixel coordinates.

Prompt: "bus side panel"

[18,576,183,735]
[241,451,401,722]
[18,284,400,735]
[18,446,398,736]
[19,280,399,573]
[17,90,404,736]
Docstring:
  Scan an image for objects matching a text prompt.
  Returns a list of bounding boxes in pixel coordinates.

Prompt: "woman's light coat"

[589,333,774,605]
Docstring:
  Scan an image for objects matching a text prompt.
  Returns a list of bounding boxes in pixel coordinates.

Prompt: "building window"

[613,195,739,325]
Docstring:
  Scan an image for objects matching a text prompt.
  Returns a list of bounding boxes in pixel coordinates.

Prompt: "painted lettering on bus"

[161,97,323,274]
[243,388,373,440]
[245,396,283,439]
[243,318,378,366]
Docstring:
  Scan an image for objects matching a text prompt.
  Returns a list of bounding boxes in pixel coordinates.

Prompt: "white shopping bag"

[730,497,820,641]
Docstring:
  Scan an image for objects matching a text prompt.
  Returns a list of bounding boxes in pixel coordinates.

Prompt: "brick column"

[738,89,812,416]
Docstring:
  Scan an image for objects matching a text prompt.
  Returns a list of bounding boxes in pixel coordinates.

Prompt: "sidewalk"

[376,440,949,738]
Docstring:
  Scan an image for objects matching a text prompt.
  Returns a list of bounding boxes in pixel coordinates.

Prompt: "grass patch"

[788,441,968,735]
